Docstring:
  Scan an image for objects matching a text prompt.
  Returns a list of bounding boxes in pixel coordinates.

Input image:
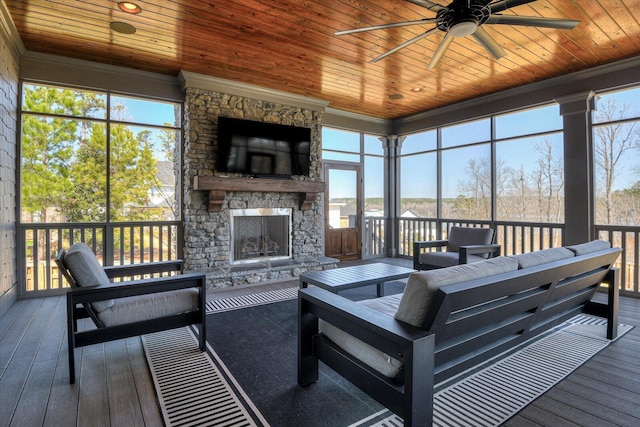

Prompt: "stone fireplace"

[180,71,336,289]
[230,208,292,264]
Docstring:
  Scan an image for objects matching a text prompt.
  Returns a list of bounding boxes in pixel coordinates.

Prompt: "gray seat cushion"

[97,288,200,327]
[509,247,574,269]
[320,294,403,379]
[63,242,114,312]
[419,251,488,268]
[395,257,519,328]
[566,240,611,256]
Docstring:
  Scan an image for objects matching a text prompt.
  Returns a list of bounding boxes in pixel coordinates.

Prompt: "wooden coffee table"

[299,262,416,297]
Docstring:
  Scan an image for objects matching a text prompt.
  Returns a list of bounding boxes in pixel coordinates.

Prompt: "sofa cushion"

[509,247,574,269]
[320,294,403,379]
[566,240,611,256]
[97,288,200,327]
[419,251,488,268]
[395,257,519,328]
[63,242,114,312]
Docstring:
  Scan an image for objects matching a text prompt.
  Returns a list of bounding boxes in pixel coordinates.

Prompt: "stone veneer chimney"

[180,72,335,288]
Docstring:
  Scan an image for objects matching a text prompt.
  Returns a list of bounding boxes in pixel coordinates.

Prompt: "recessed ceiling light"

[110,21,137,34]
[118,2,142,14]
[389,94,403,100]
[410,87,424,93]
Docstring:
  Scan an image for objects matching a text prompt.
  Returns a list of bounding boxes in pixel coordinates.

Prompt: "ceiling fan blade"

[335,18,438,36]
[489,0,536,14]
[472,27,506,59]
[486,14,580,30]
[371,27,440,63]
[405,0,446,12]
[427,33,454,70]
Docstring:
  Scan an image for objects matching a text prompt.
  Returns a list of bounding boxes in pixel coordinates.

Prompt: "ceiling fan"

[335,0,580,69]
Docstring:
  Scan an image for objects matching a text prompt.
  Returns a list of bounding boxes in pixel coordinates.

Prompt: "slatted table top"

[299,262,416,295]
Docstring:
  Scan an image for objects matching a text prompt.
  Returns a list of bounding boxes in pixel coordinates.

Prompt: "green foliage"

[21,85,161,223]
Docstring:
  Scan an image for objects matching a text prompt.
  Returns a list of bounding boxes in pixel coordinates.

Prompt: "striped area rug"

[353,315,632,427]
[205,286,298,314]
[144,294,631,427]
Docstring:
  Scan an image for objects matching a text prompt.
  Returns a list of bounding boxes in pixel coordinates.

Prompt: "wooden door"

[324,163,362,261]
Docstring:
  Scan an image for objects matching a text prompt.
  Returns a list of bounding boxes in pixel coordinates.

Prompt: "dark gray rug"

[205,283,407,427]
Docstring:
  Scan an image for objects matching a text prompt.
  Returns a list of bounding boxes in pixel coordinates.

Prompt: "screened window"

[592,87,640,226]
[441,118,490,148]
[495,134,564,222]
[399,103,564,223]
[442,144,491,220]
[400,152,436,217]
[20,83,182,224]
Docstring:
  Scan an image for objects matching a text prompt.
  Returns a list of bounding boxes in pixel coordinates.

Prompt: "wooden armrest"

[299,287,429,354]
[103,260,184,278]
[69,272,205,305]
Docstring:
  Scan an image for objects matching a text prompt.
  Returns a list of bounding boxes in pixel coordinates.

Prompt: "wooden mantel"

[193,176,325,212]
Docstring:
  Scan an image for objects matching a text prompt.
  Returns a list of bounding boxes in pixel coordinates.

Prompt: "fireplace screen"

[230,208,292,264]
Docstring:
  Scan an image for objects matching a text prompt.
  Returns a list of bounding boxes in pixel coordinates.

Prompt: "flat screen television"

[216,116,311,178]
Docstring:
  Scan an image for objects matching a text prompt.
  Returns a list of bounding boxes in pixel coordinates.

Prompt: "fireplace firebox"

[229,208,292,264]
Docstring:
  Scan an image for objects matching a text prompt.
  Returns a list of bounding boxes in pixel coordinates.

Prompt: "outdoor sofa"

[298,240,621,426]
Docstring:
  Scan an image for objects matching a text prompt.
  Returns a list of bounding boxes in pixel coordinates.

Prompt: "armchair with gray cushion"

[56,242,207,384]
[413,226,501,270]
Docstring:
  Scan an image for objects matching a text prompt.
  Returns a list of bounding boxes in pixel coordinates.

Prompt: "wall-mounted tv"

[216,116,311,178]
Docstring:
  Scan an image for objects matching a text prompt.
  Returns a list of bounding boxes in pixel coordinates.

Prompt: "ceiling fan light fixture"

[449,21,478,37]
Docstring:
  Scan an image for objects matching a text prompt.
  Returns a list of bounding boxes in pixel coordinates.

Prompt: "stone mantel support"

[193,176,325,212]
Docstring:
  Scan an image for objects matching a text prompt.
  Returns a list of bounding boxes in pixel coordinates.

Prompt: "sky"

[323,86,640,199]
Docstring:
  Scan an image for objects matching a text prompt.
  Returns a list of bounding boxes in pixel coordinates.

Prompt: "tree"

[65,122,158,222]
[532,139,564,223]
[21,86,81,222]
[593,99,640,224]
[454,157,491,219]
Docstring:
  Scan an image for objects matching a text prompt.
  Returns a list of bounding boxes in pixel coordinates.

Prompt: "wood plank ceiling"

[6,0,640,119]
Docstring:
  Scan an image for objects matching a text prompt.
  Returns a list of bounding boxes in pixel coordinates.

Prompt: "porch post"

[381,135,403,257]
[556,91,595,245]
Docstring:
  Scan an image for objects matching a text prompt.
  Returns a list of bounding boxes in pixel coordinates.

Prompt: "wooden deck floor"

[1,260,639,427]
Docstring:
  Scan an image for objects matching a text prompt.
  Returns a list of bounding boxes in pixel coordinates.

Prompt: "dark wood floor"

[1,258,639,427]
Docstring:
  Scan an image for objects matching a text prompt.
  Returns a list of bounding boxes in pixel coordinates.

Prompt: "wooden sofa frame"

[298,248,621,426]
[56,250,207,384]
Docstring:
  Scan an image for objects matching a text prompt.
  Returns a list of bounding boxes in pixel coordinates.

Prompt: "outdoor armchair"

[56,242,207,384]
[413,226,501,270]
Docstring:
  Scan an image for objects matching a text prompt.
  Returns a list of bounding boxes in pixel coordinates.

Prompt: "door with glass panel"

[324,163,362,261]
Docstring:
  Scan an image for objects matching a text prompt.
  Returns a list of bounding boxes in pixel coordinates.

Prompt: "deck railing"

[396,218,565,258]
[363,216,385,257]
[595,225,640,296]
[21,219,639,297]
[18,221,182,296]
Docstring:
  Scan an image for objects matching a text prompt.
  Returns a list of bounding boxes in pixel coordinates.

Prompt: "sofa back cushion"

[565,239,611,256]
[63,242,114,312]
[394,256,519,328]
[446,226,494,253]
[509,247,574,269]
